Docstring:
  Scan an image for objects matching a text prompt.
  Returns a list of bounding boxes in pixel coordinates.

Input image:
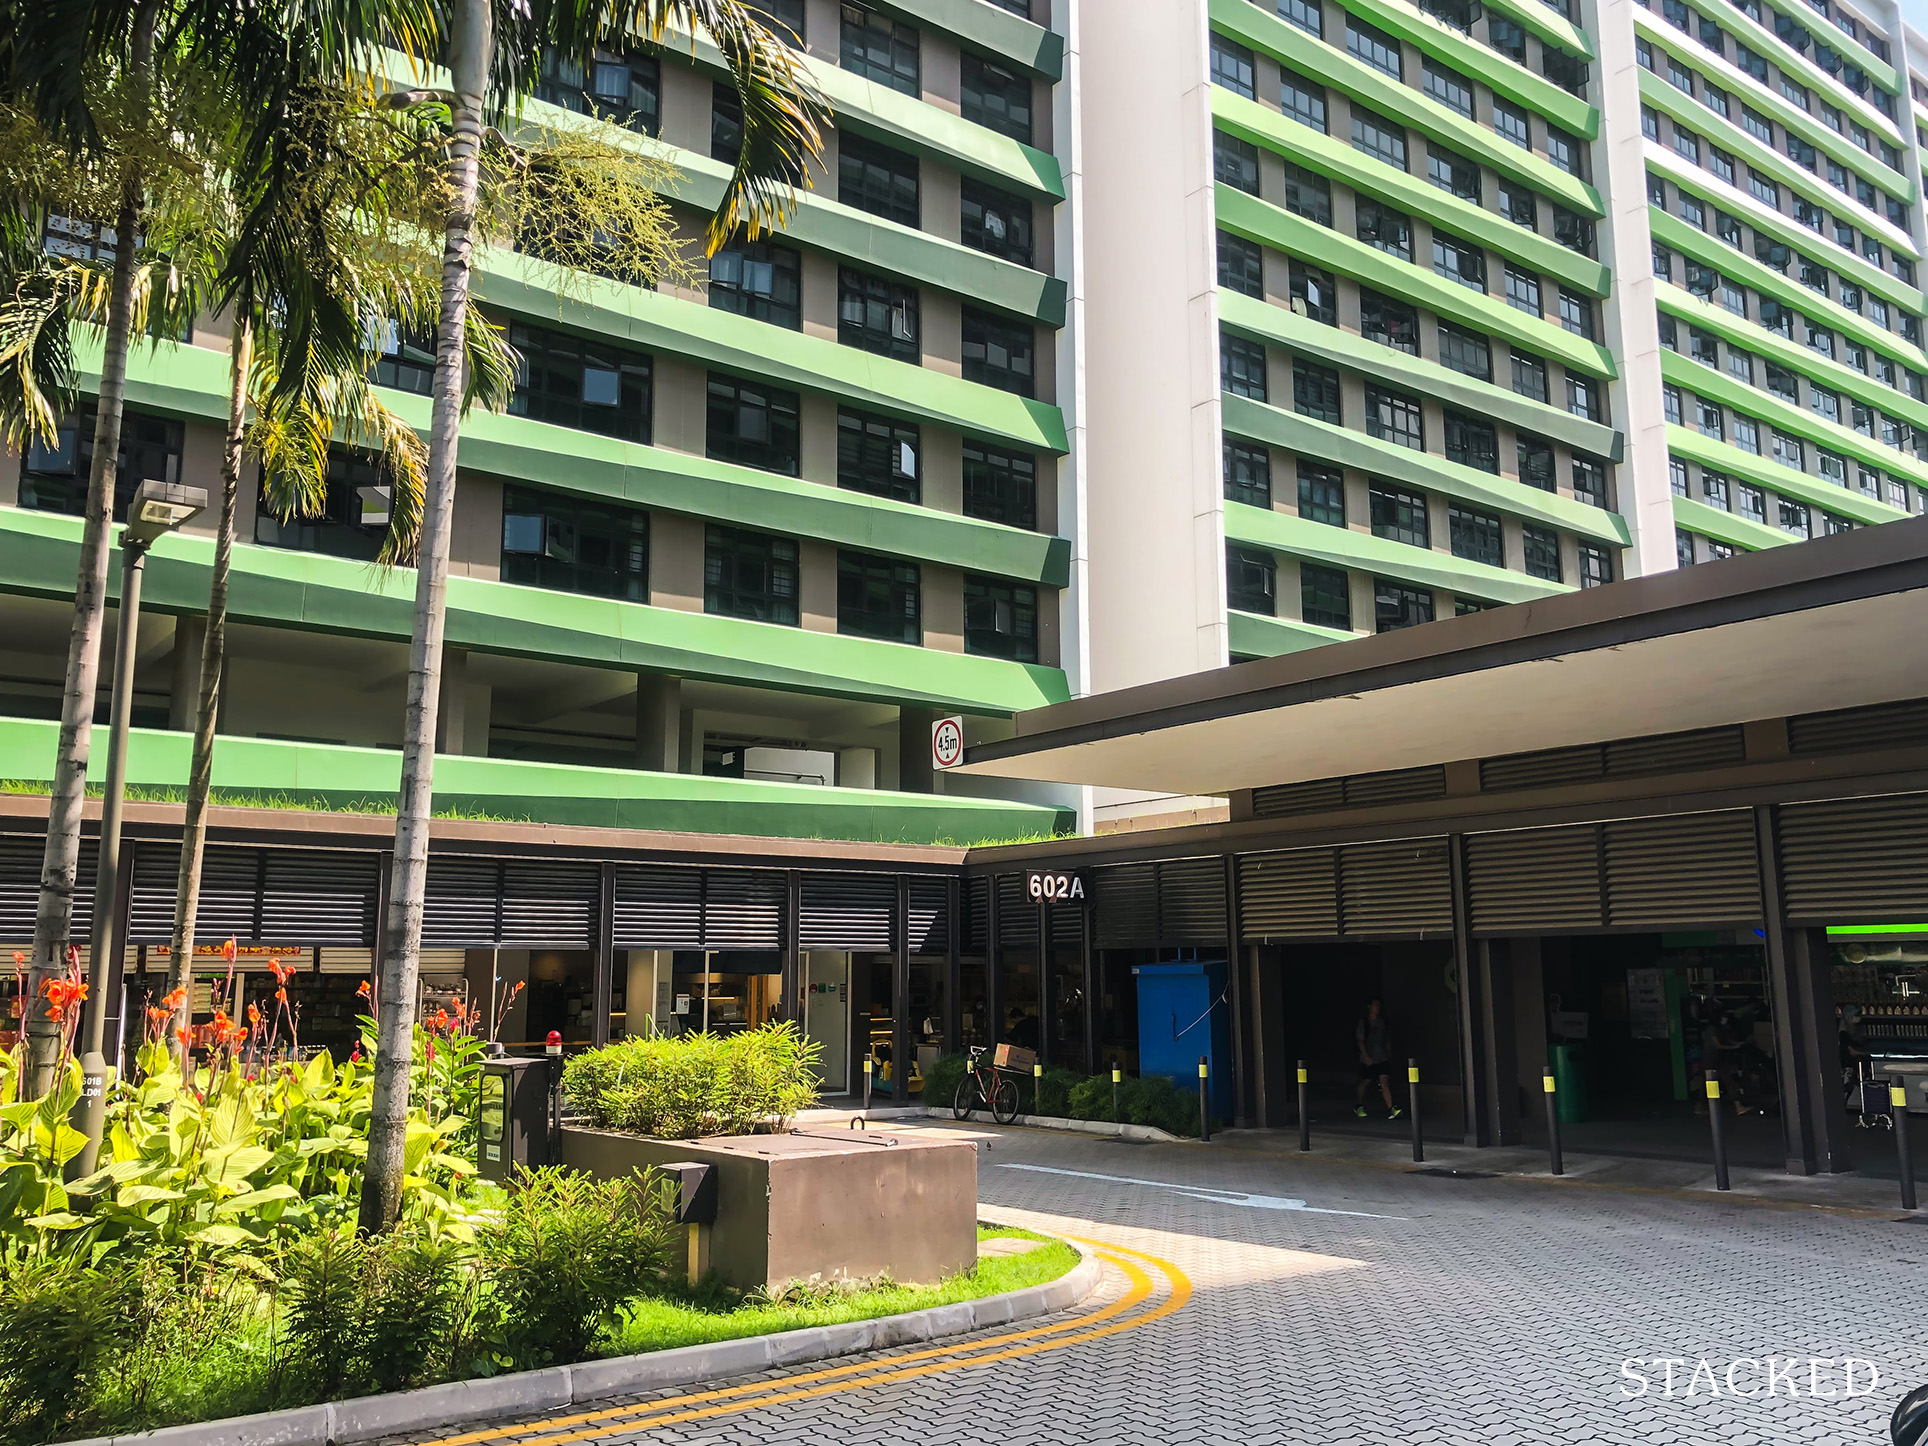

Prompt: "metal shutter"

[1605,727,1745,778]
[1480,745,1604,793]
[1047,899,1084,946]
[0,835,97,945]
[703,870,785,949]
[129,844,261,944]
[1780,793,1928,922]
[1158,857,1226,944]
[799,873,896,952]
[420,857,502,948]
[1237,848,1339,940]
[1466,825,1603,934]
[1344,766,1447,808]
[612,865,703,948]
[1092,863,1156,949]
[907,877,949,954]
[1339,838,1452,935]
[995,874,1037,947]
[499,860,598,948]
[962,876,989,952]
[259,849,378,946]
[1603,812,1760,927]
[1789,699,1928,756]
[1250,778,1345,819]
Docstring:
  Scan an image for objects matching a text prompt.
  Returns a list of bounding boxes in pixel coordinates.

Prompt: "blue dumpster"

[1133,960,1233,1121]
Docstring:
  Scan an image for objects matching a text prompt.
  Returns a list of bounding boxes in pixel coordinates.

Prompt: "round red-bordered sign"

[931,716,964,769]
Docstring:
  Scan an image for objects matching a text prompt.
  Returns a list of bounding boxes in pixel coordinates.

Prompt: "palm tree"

[356,0,825,1230]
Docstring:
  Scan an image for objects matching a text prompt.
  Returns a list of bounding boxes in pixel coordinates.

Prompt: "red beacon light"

[545,1030,562,1057]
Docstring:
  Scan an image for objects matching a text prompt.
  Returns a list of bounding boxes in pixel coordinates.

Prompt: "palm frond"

[0,209,79,452]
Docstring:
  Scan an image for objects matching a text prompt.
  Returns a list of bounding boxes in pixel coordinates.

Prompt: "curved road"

[401,1121,1927,1445]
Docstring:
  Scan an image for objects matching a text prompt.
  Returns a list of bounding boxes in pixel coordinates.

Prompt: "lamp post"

[71,480,206,1176]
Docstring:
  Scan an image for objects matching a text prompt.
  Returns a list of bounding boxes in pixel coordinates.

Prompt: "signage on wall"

[1026,868,1086,903]
[931,716,965,770]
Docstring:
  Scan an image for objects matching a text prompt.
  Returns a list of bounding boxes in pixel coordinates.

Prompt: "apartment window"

[1351,107,1408,171]
[1280,68,1328,132]
[1808,322,1834,359]
[1817,450,1846,486]
[964,576,1037,660]
[1666,57,1695,95]
[500,484,648,601]
[1717,211,1742,246]
[1224,441,1272,507]
[1298,462,1346,524]
[1283,164,1332,224]
[1434,232,1486,290]
[1696,400,1724,440]
[1360,290,1419,353]
[1557,289,1593,338]
[1642,103,1659,140]
[1748,173,1780,209]
[837,408,920,503]
[1279,0,1324,37]
[705,525,799,624]
[1671,458,1690,496]
[1663,384,1682,424]
[370,321,434,395]
[1572,456,1606,507]
[837,550,920,643]
[1218,230,1264,297]
[509,323,651,442]
[1702,470,1729,508]
[1449,505,1502,567]
[1367,389,1424,450]
[1523,525,1561,580]
[963,441,1038,529]
[1724,347,1752,384]
[1215,131,1262,194]
[711,85,745,163]
[838,267,919,361]
[708,238,801,329]
[1290,261,1337,324]
[1554,209,1595,260]
[963,309,1034,396]
[1493,99,1530,149]
[1221,333,1268,399]
[1489,16,1527,61]
[1733,415,1760,453]
[1690,326,1719,366]
[962,52,1032,142]
[706,375,800,474]
[841,2,918,94]
[1294,360,1342,423]
[1546,128,1582,177]
[1226,545,1277,615]
[256,448,394,563]
[1810,385,1841,424]
[1375,579,1434,632]
[1568,375,1600,420]
[1428,148,1481,202]
[1438,325,1491,380]
[1709,147,1735,184]
[1423,0,1479,29]
[1704,80,1729,115]
[1678,194,1705,231]
[839,134,919,225]
[1657,311,1677,348]
[1778,497,1811,536]
[1771,430,1805,470]
[1822,511,1852,536]
[1302,563,1352,630]
[1347,15,1403,77]
[1517,435,1555,490]
[1356,199,1412,259]
[1445,412,1499,472]
[1765,362,1799,402]
[747,0,806,40]
[1735,42,1767,81]
[1413,45,1474,112]
[1370,483,1429,546]
[1735,483,1765,524]
[1677,530,1696,567]
[1505,267,1541,316]
[536,47,660,136]
[1210,33,1257,97]
[1499,181,1537,230]
[960,179,1034,268]
[1512,349,1549,401]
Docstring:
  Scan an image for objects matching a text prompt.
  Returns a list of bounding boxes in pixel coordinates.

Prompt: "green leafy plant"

[920,1056,1203,1138]
[282,1228,471,1398]
[0,1253,139,1445]
[563,1023,822,1140]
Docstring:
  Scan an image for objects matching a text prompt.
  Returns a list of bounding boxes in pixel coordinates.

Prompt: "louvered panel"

[129,844,260,944]
[258,849,378,946]
[1780,793,1928,922]
[1339,838,1452,936]
[1237,848,1339,939]
[1092,863,1157,949]
[907,877,949,954]
[962,876,989,952]
[1343,766,1447,808]
[0,835,98,945]
[611,866,703,948]
[420,857,502,948]
[1465,826,1603,934]
[1789,699,1928,757]
[1158,857,1226,944]
[498,860,598,947]
[1479,745,1604,793]
[703,869,785,949]
[1047,899,1084,947]
[1250,777,1346,820]
[1605,726,1746,779]
[995,874,1038,947]
[799,873,896,952]
[1604,812,1761,927]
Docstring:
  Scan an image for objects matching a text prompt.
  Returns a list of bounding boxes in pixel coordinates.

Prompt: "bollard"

[1895,1082,1918,1212]
[1407,1059,1423,1164]
[1034,1061,1045,1117]
[1198,1056,1211,1143]
[863,1055,873,1113]
[1112,1063,1121,1123]
[1705,1071,1730,1192]
[1543,1068,1563,1177]
[1297,1060,1310,1152]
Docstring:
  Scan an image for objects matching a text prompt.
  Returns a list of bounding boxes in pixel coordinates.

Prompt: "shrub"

[920,1053,967,1111]
[283,1228,472,1398]
[563,1023,821,1139]
[1066,1072,1116,1122]
[1029,1067,1082,1119]
[0,1254,139,1445]
[915,1055,1201,1136]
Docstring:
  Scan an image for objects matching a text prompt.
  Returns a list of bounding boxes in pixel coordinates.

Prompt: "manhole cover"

[1410,1167,1498,1179]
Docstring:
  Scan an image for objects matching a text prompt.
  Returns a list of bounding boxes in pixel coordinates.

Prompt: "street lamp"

[72,478,206,1176]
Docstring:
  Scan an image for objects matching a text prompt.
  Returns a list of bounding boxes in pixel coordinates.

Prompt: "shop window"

[837,550,920,643]
[500,484,649,601]
[964,441,1038,529]
[706,374,800,475]
[963,575,1038,660]
[837,408,920,503]
[705,524,799,624]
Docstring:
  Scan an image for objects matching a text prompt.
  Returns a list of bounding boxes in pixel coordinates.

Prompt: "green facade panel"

[1228,607,1363,657]
[1671,491,1796,551]
[873,0,1065,78]
[0,720,1066,844]
[1664,422,1912,525]
[1702,0,1901,142]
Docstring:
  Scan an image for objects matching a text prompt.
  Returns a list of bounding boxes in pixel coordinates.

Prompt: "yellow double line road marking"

[425,1238,1190,1446]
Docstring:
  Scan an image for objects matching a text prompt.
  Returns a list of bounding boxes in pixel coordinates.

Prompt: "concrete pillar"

[168,616,207,732]
[898,706,934,793]
[636,674,682,772]
[436,647,468,755]
[836,747,875,789]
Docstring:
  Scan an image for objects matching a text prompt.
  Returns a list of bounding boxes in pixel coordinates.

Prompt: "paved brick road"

[435,1122,1928,1446]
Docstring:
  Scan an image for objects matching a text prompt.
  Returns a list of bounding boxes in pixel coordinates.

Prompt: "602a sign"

[1025,869,1086,903]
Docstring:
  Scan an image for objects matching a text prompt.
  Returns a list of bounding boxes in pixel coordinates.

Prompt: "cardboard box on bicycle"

[994,1043,1038,1072]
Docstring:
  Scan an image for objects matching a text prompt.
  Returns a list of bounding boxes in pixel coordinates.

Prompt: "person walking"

[1355,998,1402,1119]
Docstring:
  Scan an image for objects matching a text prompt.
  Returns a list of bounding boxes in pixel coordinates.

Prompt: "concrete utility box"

[560,1127,977,1291]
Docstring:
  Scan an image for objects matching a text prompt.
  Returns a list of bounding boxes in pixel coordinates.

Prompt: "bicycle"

[952,1044,1019,1124]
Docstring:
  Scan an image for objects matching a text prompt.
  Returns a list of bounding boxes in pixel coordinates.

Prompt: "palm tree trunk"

[166,311,252,1054]
[358,0,491,1233]
[26,0,162,1096]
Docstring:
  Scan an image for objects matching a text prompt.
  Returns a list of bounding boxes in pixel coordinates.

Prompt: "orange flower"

[173,1025,192,1050]
[11,950,23,968]
[247,1004,261,1026]
[40,977,88,1024]
[275,987,288,1004]
[356,980,371,999]
[223,938,237,964]
[270,959,293,985]
[160,987,188,1012]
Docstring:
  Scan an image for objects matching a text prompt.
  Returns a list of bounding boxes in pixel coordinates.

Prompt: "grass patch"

[0,778,528,823]
[606,1224,1076,1358]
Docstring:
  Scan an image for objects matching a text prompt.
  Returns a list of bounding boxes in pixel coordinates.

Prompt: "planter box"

[559,1126,978,1292]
